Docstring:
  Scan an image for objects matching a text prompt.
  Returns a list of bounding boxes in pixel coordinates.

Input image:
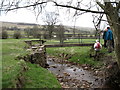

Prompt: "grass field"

[12,38,103,45]
[2,39,61,88]
[64,38,104,44]
[44,38,104,45]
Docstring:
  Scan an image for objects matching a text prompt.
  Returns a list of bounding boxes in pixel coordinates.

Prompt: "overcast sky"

[0,0,108,29]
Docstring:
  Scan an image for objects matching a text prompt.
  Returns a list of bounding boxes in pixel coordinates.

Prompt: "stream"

[47,56,108,88]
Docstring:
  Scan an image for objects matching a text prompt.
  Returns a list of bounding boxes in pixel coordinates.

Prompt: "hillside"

[64,25,96,34]
[1,21,38,29]
[1,21,96,34]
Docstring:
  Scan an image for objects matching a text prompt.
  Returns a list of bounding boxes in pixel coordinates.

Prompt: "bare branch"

[2,1,47,12]
[101,19,120,25]
[116,2,120,11]
[96,1,105,11]
[53,1,105,14]
[96,14,104,27]
[0,0,4,8]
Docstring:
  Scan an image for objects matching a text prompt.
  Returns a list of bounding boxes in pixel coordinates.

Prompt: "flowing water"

[47,57,107,88]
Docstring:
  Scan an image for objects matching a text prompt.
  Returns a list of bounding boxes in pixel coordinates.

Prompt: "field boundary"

[45,43,94,47]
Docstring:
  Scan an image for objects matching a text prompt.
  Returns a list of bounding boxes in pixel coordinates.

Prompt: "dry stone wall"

[22,45,47,68]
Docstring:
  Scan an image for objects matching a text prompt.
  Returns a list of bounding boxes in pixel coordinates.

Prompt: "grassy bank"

[46,46,103,67]
[2,39,61,88]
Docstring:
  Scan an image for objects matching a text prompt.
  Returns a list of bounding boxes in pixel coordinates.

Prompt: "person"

[94,40,102,51]
[94,40,102,58]
[105,27,114,53]
[103,29,107,48]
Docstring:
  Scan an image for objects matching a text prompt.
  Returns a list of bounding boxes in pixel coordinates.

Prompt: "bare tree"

[2,30,8,39]
[24,27,32,38]
[42,12,59,39]
[55,24,65,44]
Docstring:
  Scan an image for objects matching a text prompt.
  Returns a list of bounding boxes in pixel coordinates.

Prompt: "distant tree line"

[2,30,21,39]
[2,26,21,31]
[1,25,96,41]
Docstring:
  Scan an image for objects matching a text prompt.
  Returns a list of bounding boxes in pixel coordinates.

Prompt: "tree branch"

[116,2,120,11]
[53,2,105,14]
[101,19,120,25]
[96,1,105,11]
[3,2,47,11]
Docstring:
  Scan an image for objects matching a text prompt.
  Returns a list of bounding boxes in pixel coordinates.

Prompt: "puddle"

[47,57,106,88]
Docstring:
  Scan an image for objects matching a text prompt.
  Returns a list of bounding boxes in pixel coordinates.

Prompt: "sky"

[0,0,108,29]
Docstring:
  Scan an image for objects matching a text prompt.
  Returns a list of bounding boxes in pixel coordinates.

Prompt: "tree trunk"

[105,3,120,68]
[112,22,120,68]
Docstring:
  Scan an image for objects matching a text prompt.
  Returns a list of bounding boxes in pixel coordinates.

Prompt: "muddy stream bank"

[46,56,108,88]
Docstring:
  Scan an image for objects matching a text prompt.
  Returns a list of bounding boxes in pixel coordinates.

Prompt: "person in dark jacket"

[106,27,113,40]
[106,27,114,53]
[103,29,108,48]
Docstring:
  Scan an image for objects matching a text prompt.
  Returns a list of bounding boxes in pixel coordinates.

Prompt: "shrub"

[2,30,8,39]
[43,33,49,39]
[33,33,41,39]
[13,31,21,39]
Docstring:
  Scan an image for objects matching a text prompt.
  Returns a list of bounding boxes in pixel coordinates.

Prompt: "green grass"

[2,39,61,88]
[2,39,27,88]
[46,46,103,67]
[44,39,104,45]
[64,38,104,44]
[24,63,60,88]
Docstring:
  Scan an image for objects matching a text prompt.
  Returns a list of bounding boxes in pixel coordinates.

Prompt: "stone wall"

[21,45,47,68]
[30,45,47,67]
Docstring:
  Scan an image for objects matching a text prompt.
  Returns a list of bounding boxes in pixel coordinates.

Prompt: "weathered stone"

[73,68,76,71]
[63,72,70,76]
[84,66,89,70]
[51,65,57,68]
[25,45,47,68]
